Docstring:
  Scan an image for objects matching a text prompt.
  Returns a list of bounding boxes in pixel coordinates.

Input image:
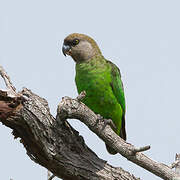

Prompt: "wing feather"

[107,60,126,140]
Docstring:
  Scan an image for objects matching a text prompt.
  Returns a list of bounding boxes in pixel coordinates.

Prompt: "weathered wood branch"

[170,154,180,176]
[0,88,138,180]
[0,66,179,180]
[0,66,16,97]
[57,96,180,180]
[175,154,180,175]
[48,170,55,180]
[0,68,138,180]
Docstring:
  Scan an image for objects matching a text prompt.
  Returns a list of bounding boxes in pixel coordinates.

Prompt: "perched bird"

[62,33,126,154]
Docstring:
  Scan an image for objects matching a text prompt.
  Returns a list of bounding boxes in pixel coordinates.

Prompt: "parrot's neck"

[75,55,106,72]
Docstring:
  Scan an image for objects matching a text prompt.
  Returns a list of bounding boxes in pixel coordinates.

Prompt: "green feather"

[75,55,126,152]
[107,61,126,113]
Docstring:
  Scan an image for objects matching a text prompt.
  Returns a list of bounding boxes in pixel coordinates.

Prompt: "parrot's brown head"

[62,33,102,62]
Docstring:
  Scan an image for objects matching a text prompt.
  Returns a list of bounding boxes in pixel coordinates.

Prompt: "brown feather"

[64,33,102,55]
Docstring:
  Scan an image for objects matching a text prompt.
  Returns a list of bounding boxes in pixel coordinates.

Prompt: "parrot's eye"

[72,39,79,46]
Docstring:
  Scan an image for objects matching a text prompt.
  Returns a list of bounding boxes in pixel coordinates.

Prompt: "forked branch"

[0,65,179,180]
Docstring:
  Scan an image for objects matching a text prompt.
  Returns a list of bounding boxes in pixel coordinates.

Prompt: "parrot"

[62,33,126,154]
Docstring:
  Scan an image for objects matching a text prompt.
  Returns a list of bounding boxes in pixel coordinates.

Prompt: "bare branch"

[0,66,16,93]
[48,175,56,180]
[48,171,55,180]
[171,154,180,176]
[0,88,138,180]
[58,96,180,180]
[0,66,138,180]
[132,145,151,154]
[175,154,180,175]
[0,65,179,180]
[75,90,86,101]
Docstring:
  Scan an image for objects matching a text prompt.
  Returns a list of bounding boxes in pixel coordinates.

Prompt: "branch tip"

[170,153,180,176]
[0,65,17,96]
[132,145,151,154]
[48,175,55,180]
[47,170,56,180]
[76,91,86,101]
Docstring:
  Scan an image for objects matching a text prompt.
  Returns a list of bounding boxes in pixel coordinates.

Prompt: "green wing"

[107,60,126,140]
[107,61,126,113]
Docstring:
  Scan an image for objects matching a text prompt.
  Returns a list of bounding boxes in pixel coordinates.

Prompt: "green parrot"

[62,33,126,154]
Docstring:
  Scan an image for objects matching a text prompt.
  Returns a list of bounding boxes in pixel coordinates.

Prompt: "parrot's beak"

[62,44,71,56]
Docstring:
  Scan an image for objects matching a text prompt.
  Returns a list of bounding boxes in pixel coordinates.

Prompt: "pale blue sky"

[1,0,180,179]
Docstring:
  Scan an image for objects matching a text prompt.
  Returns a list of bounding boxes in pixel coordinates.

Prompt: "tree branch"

[0,65,179,180]
[0,66,138,180]
[57,97,180,180]
[48,170,55,180]
[0,66,16,97]
[170,154,180,176]
[131,145,151,154]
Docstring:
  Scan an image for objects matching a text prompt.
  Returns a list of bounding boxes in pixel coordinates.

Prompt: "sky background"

[0,0,180,179]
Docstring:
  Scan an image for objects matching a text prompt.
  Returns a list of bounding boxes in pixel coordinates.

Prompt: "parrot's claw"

[96,114,103,120]
[94,114,103,127]
[102,119,117,132]
[95,114,116,132]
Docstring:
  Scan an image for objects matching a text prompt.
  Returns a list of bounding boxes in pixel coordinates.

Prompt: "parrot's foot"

[95,114,116,132]
[94,114,103,127]
[102,119,117,131]
[96,114,103,121]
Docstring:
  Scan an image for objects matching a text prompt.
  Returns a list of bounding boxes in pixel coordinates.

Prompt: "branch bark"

[0,66,179,180]
[57,96,180,180]
[48,170,55,180]
[0,68,138,180]
[175,154,180,175]
[171,154,180,177]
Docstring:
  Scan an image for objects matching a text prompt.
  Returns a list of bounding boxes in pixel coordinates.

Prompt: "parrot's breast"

[75,61,121,122]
